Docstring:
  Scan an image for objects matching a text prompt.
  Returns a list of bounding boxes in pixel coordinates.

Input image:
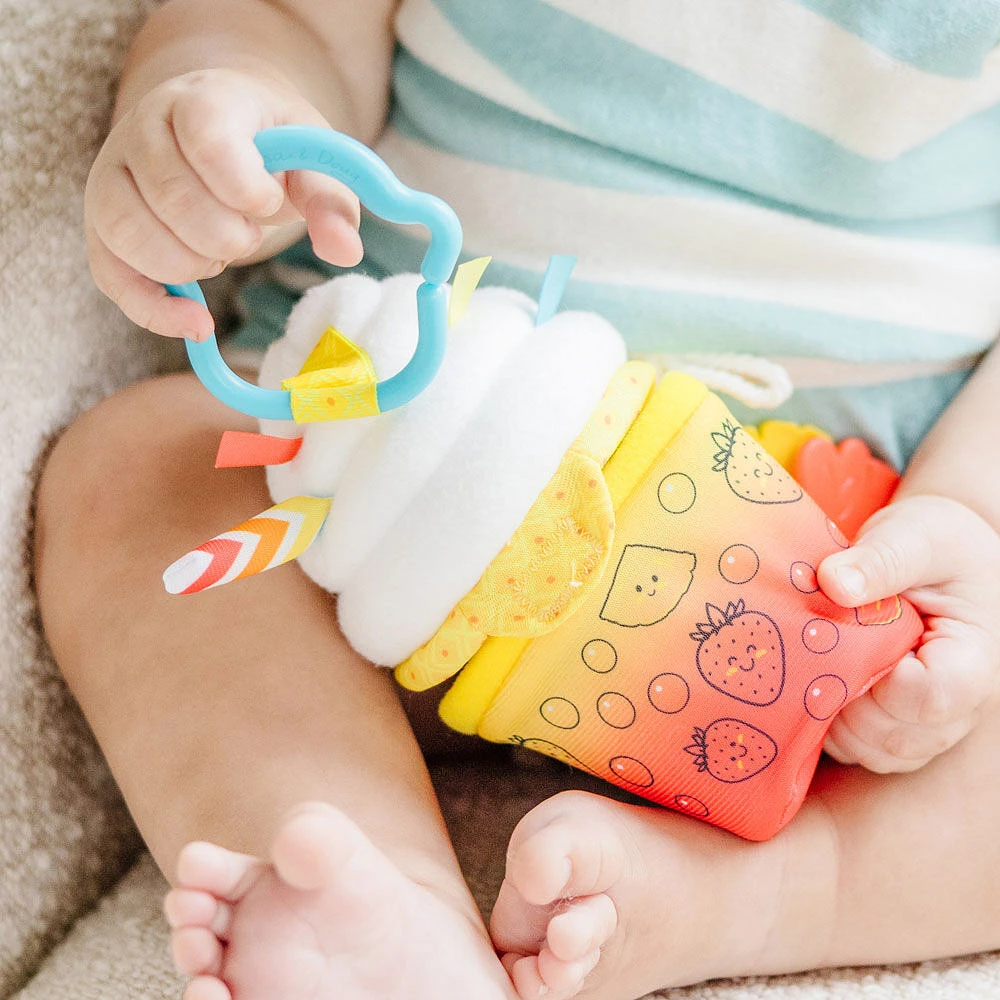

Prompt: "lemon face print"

[711,420,803,505]
[600,545,696,627]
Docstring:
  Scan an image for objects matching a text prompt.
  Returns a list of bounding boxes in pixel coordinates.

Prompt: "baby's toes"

[176,840,264,903]
[506,792,629,907]
[547,894,618,962]
[171,925,223,977]
[183,975,232,1000]
[165,888,233,939]
[507,947,601,1000]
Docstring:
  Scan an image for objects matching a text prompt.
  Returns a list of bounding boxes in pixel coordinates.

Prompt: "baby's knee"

[39,382,152,541]
[35,373,237,568]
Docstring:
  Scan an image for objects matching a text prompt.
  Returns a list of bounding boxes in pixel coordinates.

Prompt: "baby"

[32,2,1000,1000]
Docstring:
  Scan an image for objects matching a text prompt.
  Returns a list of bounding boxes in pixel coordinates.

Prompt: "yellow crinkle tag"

[281,326,380,423]
[448,256,492,327]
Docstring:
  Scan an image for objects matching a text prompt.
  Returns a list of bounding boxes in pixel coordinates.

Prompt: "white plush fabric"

[259,273,626,666]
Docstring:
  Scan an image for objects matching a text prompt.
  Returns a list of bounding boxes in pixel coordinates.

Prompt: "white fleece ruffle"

[259,273,626,666]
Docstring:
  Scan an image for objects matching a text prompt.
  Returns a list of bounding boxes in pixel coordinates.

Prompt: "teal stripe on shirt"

[791,0,1000,78]
[427,0,1000,219]
[393,52,1000,246]
[229,232,977,470]
[232,220,990,366]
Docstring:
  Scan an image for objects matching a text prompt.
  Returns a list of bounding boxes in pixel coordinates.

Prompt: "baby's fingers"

[824,632,997,773]
[823,679,975,774]
[86,231,213,341]
[170,79,362,267]
[874,630,997,727]
[283,168,363,267]
[169,76,287,220]
[128,113,266,267]
[822,699,971,773]
[86,153,231,290]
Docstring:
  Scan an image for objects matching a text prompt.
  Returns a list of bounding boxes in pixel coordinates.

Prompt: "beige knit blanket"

[1,0,997,996]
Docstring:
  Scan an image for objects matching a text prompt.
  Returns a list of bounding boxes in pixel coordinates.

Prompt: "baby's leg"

[492,695,1000,999]
[34,373,515,1000]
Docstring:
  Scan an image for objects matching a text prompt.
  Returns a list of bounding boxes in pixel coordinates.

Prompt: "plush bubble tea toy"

[163,127,921,842]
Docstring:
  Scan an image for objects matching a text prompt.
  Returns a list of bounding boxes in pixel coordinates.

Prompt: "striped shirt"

[235,0,1000,469]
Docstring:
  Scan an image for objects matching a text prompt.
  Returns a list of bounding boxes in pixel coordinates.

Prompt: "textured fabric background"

[1,0,998,997]
[0,0,164,993]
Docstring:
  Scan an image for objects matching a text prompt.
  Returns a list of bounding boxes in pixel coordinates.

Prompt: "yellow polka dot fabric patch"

[570,361,655,467]
[395,363,649,693]
[395,610,487,692]
[463,450,614,636]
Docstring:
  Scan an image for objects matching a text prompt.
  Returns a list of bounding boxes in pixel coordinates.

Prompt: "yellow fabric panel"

[436,371,710,732]
[396,447,615,690]
[462,450,614,636]
[438,636,531,734]
[399,362,652,692]
[401,369,710,710]
[601,372,708,509]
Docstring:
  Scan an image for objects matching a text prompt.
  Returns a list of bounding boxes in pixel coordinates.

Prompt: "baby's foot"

[164,802,517,1000]
[490,790,837,999]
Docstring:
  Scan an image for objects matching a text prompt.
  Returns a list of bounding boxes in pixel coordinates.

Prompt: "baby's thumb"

[285,169,363,267]
[817,504,934,607]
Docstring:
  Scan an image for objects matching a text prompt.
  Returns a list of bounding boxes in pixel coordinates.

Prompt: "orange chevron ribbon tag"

[163,496,331,595]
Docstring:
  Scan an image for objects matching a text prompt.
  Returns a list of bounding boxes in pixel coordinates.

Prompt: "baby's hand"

[85,68,363,340]
[817,495,1000,773]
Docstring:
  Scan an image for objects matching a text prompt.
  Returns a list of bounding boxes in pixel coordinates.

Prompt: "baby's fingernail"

[261,184,285,216]
[835,564,866,601]
[334,216,364,261]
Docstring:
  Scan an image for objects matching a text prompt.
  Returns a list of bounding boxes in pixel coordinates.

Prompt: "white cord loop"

[636,352,793,409]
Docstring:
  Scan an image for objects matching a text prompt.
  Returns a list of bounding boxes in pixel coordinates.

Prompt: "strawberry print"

[711,420,803,504]
[691,600,785,705]
[685,718,778,783]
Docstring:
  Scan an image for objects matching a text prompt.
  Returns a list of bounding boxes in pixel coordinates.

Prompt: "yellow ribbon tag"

[448,256,491,327]
[281,326,380,423]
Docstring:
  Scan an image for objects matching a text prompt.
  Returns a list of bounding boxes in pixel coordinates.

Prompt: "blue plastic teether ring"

[166,125,462,420]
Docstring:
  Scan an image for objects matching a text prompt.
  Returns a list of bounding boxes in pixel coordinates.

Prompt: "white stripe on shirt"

[376,129,1000,341]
